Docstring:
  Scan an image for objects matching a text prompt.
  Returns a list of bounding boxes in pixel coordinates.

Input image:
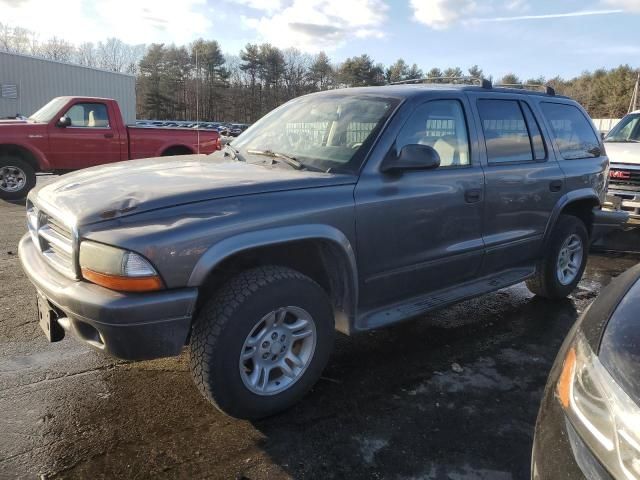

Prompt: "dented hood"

[32,154,356,226]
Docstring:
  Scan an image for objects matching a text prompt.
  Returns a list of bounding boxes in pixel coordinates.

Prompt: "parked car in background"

[603,110,640,223]
[19,82,626,419]
[0,97,222,199]
[532,263,640,479]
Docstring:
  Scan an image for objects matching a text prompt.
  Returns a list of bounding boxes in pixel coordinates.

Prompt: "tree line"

[1,22,638,121]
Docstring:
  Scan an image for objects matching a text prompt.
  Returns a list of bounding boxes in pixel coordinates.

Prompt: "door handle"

[104,133,114,139]
[549,180,563,192]
[464,188,482,203]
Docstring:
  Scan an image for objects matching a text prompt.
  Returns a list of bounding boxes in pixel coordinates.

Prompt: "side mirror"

[382,144,441,173]
[56,116,72,128]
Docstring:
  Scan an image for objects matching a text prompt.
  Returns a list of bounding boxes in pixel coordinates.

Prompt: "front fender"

[0,141,49,170]
[187,224,359,331]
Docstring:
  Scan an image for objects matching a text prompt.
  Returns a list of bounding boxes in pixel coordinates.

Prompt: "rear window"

[540,103,600,159]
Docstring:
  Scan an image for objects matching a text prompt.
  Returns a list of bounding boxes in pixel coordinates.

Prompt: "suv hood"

[605,142,640,165]
[32,154,356,226]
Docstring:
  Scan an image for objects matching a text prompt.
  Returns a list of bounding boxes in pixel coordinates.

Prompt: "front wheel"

[526,214,589,299]
[0,157,36,201]
[189,266,334,419]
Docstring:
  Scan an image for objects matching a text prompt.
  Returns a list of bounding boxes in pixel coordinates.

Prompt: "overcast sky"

[2,0,639,79]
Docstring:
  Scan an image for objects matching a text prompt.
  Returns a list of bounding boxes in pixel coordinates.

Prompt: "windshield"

[605,114,640,143]
[231,93,400,173]
[29,97,69,123]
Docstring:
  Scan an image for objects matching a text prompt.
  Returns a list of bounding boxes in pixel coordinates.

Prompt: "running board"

[356,267,535,331]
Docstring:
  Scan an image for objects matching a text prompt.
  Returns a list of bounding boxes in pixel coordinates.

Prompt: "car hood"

[32,154,357,226]
[605,142,640,165]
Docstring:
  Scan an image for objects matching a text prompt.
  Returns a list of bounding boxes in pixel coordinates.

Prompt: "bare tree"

[75,42,96,67]
[39,36,74,62]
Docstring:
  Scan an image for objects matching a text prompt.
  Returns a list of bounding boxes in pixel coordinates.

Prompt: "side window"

[64,103,110,128]
[520,102,546,161]
[540,102,600,159]
[395,99,470,167]
[477,99,532,164]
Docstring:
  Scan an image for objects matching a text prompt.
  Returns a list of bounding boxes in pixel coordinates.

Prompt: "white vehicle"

[603,110,640,223]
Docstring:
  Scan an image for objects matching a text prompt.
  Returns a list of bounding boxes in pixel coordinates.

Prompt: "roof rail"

[389,76,492,89]
[493,83,556,96]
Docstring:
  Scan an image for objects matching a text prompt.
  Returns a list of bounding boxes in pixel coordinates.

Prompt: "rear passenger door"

[468,94,565,274]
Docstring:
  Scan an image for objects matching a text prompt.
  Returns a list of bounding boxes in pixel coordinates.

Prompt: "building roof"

[0,50,135,78]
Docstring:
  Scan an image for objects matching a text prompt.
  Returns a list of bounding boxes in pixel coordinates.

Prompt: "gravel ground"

[1,179,639,479]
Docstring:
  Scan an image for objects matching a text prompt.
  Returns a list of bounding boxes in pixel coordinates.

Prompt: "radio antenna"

[196,47,201,154]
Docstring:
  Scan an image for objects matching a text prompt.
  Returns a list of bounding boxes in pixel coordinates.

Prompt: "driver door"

[355,96,486,311]
[47,101,121,169]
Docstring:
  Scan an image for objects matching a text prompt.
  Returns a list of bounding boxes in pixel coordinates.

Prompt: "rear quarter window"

[540,102,600,159]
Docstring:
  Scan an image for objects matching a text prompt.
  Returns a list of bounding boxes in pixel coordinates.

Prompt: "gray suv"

[19,81,625,419]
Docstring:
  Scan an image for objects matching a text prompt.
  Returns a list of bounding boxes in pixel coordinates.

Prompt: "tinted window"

[478,99,532,163]
[395,100,470,167]
[64,103,110,128]
[540,102,600,159]
[521,102,546,160]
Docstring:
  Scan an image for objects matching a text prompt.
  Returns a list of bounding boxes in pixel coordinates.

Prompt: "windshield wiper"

[246,149,304,170]
[223,144,246,162]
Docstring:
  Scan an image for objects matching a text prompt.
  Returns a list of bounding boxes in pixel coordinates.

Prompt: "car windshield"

[230,93,400,173]
[28,97,69,123]
[605,114,640,143]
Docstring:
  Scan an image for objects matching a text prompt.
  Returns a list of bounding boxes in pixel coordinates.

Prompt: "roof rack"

[493,83,556,96]
[390,76,493,89]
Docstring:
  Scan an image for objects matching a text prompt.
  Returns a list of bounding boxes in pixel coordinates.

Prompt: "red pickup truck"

[0,96,221,199]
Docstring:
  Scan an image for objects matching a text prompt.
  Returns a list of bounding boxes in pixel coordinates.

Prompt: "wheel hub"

[0,165,27,193]
[556,234,584,286]
[239,306,316,396]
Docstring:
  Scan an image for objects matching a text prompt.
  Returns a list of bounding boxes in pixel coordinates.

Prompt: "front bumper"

[604,190,640,224]
[19,234,198,360]
[532,321,614,480]
[532,389,614,479]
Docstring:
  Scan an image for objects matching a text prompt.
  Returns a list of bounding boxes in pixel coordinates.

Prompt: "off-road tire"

[526,214,589,299]
[0,156,36,200]
[189,266,334,419]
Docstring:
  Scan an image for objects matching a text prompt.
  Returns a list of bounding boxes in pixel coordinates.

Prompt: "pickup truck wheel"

[526,214,588,299]
[0,157,35,200]
[190,266,334,419]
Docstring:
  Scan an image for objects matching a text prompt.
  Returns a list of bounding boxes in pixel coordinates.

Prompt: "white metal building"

[0,51,136,123]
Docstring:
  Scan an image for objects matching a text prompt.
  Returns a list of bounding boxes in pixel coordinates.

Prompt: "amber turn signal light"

[81,268,164,293]
[557,347,577,409]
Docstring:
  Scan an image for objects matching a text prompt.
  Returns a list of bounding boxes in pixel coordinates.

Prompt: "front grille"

[27,201,76,278]
[609,168,640,190]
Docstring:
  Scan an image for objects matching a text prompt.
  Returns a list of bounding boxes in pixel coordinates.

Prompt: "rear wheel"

[189,266,334,419]
[0,157,36,200]
[162,146,192,156]
[526,214,589,299]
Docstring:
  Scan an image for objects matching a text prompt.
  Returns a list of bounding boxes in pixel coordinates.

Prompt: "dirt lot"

[1,180,639,479]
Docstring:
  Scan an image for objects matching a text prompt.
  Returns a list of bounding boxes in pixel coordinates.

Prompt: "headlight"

[79,241,164,292]
[557,332,640,479]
